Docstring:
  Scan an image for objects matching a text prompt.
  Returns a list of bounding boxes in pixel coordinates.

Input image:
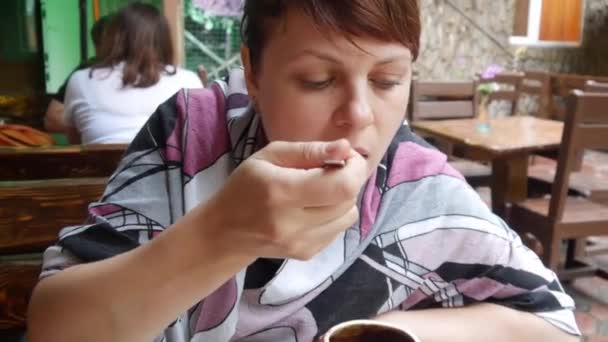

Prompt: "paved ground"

[567,273,608,341]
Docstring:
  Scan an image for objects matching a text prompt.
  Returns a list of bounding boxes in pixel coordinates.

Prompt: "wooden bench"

[0,144,126,333]
[0,144,126,180]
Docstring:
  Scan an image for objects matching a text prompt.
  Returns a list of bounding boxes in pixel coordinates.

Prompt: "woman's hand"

[201,139,368,260]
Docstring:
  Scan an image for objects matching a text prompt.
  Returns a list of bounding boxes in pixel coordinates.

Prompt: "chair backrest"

[549,91,608,223]
[0,144,126,331]
[519,71,553,118]
[409,81,475,122]
[551,74,608,120]
[585,80,608,93]
[474,71,524,116]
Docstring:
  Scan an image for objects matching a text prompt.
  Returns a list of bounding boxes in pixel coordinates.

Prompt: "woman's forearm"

[375,303,578,342]
[43,99,68,133]
[27,205,254,342]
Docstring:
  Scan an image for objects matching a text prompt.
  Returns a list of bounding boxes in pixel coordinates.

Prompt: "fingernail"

[325,139,347,155]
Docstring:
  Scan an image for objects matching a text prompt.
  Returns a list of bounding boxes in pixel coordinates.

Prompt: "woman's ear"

[241,45,259,100]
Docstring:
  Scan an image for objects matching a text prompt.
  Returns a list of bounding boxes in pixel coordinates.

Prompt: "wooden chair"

[585,80,608,93]
[519,71,553,119]
[528,79,608,199]
[474,71,524,117]
[550,74,608,121]
[408,81,476,122]
[509,91,608,280]
[0,144,126,333]
[408,81,491,187]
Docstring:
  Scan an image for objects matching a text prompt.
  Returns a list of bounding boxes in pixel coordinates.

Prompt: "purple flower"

[193,0,243,16]
[481,64,504,79]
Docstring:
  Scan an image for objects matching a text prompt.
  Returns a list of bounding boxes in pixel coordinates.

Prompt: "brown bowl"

[322,319,421,342]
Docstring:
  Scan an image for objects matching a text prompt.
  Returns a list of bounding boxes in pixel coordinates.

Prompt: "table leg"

[491,156,529,218]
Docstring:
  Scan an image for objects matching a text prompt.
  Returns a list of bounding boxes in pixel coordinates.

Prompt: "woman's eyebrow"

[287,50,412,67]
[376,54,412,65]
[288,50,342,65]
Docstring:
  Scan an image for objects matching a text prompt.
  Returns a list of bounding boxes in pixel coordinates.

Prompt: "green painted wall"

[98,0,162,16]
[41,0,81,93]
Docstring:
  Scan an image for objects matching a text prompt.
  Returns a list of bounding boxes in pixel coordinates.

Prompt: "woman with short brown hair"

[29,1,579,341]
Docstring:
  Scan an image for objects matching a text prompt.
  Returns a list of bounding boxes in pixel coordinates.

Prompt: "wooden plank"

[513,0,530,36]
[540,0,582,42]
[585,81,608,93]
[0,256,41,330]
[578,129,608,151]
[415,82,474,98]
[494,73,525,84]
[164,0,185,65]
[552,74,608,97]
[0,144,126,181]
[578,93,608,124]
[0,178,107,253]
[417,101,474,119]
[528,163,608,199]
[488,90,519,102]
[520,83,543,95]
[491,156,529,217]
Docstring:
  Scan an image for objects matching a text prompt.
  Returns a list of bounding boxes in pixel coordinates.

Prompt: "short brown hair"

[92,2,175,88]
[241,0,421,72]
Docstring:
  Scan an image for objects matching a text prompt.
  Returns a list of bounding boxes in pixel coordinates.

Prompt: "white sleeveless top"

[64,62,203,144]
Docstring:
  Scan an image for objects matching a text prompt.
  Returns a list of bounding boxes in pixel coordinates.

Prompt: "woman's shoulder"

[70,65,118,85]
[166,66,203,88]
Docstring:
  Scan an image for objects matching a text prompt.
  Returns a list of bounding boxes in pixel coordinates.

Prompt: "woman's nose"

[332,87,374,129]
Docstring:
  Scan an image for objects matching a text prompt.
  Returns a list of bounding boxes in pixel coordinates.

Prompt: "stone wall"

[416,0,608,80]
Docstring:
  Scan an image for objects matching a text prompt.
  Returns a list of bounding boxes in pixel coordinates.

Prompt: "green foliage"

[186,0,239,34]
[477,83,494,96]
[184,0,243,80]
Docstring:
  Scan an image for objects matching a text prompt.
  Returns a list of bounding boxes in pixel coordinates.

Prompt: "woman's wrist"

[184,197,258,264]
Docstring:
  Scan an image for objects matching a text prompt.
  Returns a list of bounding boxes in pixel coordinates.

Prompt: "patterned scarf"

[42,69,579,341]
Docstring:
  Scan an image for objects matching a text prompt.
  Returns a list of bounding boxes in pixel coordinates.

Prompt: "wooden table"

[411,116,564,217]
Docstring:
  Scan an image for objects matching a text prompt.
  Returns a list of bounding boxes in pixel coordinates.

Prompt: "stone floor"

[566,261,608,341]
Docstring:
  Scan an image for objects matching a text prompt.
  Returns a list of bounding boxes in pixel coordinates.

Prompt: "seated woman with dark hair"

[63,2,202,144]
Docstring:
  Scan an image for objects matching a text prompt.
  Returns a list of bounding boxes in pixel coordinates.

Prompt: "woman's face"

[243,8,413,176]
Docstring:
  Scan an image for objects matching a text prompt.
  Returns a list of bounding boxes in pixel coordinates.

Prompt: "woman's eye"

[372,79,402,90]
[301,79,333,90]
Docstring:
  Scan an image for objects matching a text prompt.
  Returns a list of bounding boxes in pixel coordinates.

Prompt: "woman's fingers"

[269,151,368,207]
[256,139,351,169]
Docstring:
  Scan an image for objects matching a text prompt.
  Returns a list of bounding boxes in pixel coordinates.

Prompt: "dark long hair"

[91,2,176,88]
